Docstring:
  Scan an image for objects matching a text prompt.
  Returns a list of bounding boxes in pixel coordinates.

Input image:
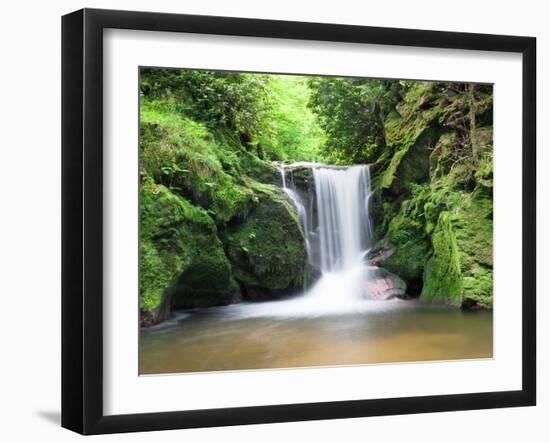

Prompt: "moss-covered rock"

[380,209,430,290]
[453,188,493,307]
[377,83,444,194]
[140,107,259,225]
[419,189,493,307]
[421,211,463,305]
[224,185,310,299]
[372,82,493,308]
[140,178,239,323]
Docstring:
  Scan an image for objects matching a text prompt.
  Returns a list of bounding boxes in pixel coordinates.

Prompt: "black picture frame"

[61,8,537,435]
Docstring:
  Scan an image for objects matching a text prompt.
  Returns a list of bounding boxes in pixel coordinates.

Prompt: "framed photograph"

[61,8,536,435]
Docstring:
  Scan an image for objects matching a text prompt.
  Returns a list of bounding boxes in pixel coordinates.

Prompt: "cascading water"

[289,164,374,314]
[231,163,375,317]
[313,165,373,273]
[279,167,312,267]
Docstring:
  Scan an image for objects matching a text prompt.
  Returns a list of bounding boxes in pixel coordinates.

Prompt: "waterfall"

[280,163,373,275]
[313,166,373,272]
[279,167,312,262]
[269,163,374,315]
[223,163,401,319]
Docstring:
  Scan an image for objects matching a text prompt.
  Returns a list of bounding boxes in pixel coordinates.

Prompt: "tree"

[140,68,273,148]
[307,77,400,164]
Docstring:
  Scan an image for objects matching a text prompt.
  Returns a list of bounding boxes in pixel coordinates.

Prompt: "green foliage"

[308,77,400,164]
[141,69,325,162]
[260,75,325,161]
[140,101,258,223]
[141,68,272,144]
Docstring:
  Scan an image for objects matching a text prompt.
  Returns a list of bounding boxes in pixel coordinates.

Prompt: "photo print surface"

[138,67,493,375]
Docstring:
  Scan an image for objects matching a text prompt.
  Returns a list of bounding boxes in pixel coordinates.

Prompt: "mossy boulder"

[420,189,493,307]
[380,217,430,291]
[373,194,431,295]
[453,188,493,307]
[421,211,463,305]
[140,179,239,323]
[224,186,309,299]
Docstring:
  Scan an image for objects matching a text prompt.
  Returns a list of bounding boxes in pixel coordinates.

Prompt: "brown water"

[140,299,492,374]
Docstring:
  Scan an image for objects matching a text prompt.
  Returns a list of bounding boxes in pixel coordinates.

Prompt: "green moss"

[378,102,442,193]
[382,186,493,307]
[395,124,440,191]
[421,211,463,305]
[224,187,309,297]
[140,238,183,315]
[373,84,493,308]
[171,244,240,309]
[455,189,492,266]
[414,186,492,307]
[139,91,312,315]
[382,208,430,283]
[454,188,493,306]
[377,82,494,197]
[140,178,238,317]
[140,101,258,224]
[461,265,492,306]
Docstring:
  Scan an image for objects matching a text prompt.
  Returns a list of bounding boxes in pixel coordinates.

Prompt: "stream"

[140,301,492,374]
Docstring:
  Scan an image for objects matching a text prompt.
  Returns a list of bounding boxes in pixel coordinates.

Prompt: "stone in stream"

[364,267,407,300]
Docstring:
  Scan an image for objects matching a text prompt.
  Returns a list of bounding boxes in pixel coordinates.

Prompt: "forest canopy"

[140,69,408,164]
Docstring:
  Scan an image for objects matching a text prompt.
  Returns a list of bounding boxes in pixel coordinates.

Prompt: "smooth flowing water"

[140,302,493,374]
[140,163,493,374]
[313,165,372,272]
[278,164,375,312]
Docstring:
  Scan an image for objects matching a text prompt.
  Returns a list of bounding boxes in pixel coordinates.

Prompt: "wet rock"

[365,267,407,300]
[367,247,394,266]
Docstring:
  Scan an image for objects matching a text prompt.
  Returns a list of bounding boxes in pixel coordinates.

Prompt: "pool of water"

[140,299,493,375]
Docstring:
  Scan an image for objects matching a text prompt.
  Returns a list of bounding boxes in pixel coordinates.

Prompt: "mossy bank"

[139,70,313,324]
[370,82,493,308]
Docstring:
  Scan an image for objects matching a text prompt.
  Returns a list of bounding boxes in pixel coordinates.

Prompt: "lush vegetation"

[308,77,401,163]
[139,68,493,325]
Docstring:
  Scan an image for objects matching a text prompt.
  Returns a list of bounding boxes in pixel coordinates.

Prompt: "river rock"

[365,267,407,300]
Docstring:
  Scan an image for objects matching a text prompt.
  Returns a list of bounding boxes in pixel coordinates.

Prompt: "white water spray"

[313,165,373,272]
[235,163,375,317]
